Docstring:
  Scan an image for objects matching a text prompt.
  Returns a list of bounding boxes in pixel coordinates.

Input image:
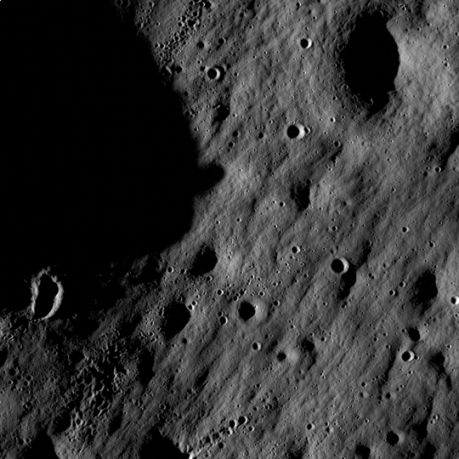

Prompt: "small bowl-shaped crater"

[386,430,399,446]
[299,38,313,49]
[400,350,415,362]
[205,66,224,81]
[286,124,307,140]
[330,257,350,274]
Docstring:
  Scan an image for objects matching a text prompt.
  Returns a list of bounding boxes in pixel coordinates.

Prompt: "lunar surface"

[0,0,459,457]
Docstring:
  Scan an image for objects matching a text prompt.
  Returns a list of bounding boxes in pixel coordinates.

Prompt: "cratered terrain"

[0,0,459,458]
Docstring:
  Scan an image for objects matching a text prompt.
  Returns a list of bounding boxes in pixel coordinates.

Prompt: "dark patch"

[331,258,346,274]
[0,0,222,314]
[68,350,85,365]
[401,350,413,362]
[34,274,58,318]
[194,368,210,390]
[287,449,304,459]
[338,269,357,299]
[137,350,155,387]
[429,351,445,371]
[377,347,397,387]
[49,410,72,435]
[116,313,142,338]
[108,410,123,435]
[207,67,218,79]
[246,0,256,11]
[140,429,187,459]
[22,433,58,459]
[411,270,438,313]
[298,337,316,370]
[264,338,279,354]
[445,128,459,161]
[290,181,311,211]
[386,431,399,445]
[299,338,315,353]
[62,314,101,339]
[355,443,370,459]
[412,418,429,442]
[428,351,451,389]
[341,10,399,112]
[277,352,286,362]
[114,0,134,13]
[194,163,225,195]
[213,102,230,124]
[300,38,311,49]
[354,240,373,267]
[127,255,164,286]
[406,327,421,342]
[286,124,301,139]
[429,126,459,170]
[163,373,176,393]
[162,302,191,340]
[190,246,218,276]
[419,441,436,459]
[238,301,256,321]
[0,348,7,367]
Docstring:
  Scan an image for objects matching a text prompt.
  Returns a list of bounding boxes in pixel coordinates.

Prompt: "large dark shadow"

[0,0,223,314]
[140,428,188,459]
[341,10,400,113]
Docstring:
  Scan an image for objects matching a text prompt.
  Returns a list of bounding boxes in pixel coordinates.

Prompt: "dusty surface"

[0,0,459,458]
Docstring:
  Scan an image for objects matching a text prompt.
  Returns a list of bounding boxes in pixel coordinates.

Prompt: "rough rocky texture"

[0,0,458,458]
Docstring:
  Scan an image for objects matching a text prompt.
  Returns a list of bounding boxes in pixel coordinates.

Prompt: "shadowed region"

[137,349,156,387]
[412,270,438,303]
[162,302,191,340]
[338,268,356,299]
[290,180,311,212]
[238,301,256,321]
[21,433,59,459]
[355,444,370,459]
[341,10,400,112]
[140,428,188,459]
[411,270,438,315]
[0,0,223,313]
[190,245,218,276]
[419,442,437,459]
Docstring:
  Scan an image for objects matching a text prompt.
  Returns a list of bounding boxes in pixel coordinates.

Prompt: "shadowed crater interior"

[0,0,223,313]
[140,428,188,459]
[190,245,218,276]
[290,180,311,212]
[238,301,256,321]
[162,302,191,340]
[355,443,370,459]
[410,269,438,315]
[341,10,400,112]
